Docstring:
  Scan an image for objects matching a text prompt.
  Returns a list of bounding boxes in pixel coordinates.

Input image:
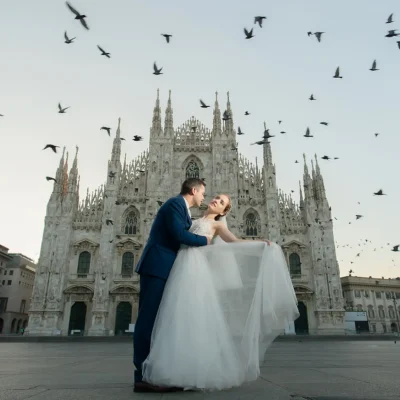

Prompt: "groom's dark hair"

[180,178,206,195]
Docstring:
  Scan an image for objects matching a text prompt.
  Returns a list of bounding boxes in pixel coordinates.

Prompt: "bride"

[142,194,299,391]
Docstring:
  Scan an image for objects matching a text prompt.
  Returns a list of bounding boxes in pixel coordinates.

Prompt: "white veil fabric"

[204,219,299,381]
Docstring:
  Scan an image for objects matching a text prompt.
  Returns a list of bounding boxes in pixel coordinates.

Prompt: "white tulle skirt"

[142,242,299,391]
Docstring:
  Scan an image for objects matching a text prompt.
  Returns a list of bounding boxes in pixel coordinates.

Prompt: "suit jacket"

[135,195,208,280]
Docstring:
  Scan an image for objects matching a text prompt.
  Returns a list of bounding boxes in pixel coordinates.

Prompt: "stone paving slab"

[0,340,399,400]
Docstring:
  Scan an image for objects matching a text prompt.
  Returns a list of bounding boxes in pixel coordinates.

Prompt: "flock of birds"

[2,2,399,271]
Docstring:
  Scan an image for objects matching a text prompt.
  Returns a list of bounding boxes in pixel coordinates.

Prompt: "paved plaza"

[0,338,399,400]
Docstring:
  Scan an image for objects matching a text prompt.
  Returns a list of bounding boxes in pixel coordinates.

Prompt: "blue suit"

[133,195,207,383]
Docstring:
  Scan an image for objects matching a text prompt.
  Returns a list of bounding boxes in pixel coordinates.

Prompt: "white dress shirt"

[183,197,191,219]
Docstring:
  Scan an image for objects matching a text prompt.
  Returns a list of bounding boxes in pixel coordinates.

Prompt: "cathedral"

[27,90,345,336]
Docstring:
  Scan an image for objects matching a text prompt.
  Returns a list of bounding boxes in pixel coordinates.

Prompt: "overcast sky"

[0,0,399,278]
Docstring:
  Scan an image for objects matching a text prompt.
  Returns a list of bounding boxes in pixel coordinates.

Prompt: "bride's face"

[208,194,230,216]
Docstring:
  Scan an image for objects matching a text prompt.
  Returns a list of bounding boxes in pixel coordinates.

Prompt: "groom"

[133,178,211,393]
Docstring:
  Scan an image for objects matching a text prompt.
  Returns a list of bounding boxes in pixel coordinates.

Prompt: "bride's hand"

[260,239,272,246]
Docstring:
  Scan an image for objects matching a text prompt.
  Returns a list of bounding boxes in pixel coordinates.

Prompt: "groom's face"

[192,185,206,207]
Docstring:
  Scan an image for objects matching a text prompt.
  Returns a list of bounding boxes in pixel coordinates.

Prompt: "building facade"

[0,251,36,334]
[27,91,345,336]
[341,275,400,333]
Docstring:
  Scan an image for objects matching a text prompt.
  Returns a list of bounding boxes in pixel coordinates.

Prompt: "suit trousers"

[133,274,167,383]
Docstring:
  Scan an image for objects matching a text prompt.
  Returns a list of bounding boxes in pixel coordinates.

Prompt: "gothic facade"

[27,90,345,336]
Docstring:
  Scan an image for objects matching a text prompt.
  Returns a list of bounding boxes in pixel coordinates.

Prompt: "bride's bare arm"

[214,222,271,244]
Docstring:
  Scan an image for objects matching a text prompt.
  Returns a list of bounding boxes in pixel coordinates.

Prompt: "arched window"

[389,306,395,319]
[378,306,385,319]
[186,160,200,179]
[289,253,301,276]
[367,305,375,319]
[77,251,91,275]
[124,211,138,235]
[245,213,258,236]
[121,252,134,276]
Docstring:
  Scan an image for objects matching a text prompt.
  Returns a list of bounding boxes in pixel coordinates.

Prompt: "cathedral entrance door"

[294,301,309,334]
[115,302,132,336]
[68,302,87,335]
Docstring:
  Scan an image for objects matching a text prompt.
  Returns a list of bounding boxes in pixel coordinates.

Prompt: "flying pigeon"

[153,62,163,75]
[161,34,172,43]
[244,28,254,39]
[65,1,89,30]
[64,31,75,44]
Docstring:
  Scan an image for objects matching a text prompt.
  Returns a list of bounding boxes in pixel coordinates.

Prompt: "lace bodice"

[189,218,213,236]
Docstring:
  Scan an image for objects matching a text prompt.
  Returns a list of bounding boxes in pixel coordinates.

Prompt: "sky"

[0,0,399,278]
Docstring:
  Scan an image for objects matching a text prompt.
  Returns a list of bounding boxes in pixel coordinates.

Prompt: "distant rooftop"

[8,253,35,263]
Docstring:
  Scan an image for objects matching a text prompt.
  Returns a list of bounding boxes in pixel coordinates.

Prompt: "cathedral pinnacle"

[67,145,79,195]
[212,91,222,135]
[314,153,321,175]
[73,146,79,167]
[303,153,309,176]
[62,151,69,196]
[262,122,273,167]
[111,118,121,165]
[151,89,162,136]
[224,91,233,134]
[299,180,304,205]
[164,89,174,136]
[116,117,121,138]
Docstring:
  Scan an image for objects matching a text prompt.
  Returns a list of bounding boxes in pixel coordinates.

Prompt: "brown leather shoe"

[133,381,183,393]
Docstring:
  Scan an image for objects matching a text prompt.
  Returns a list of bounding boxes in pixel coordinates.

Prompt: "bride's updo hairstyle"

[214,194,232,221]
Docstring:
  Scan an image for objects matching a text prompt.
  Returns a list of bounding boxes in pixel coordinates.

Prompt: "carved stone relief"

[73,240,99,255]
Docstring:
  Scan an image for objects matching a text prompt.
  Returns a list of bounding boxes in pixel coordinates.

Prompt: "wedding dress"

[142,217,299,391]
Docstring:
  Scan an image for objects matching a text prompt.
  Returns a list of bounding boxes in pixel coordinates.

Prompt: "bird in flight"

[244,28,254,39]
[97,45,110,58]
[222,110,231,121]
[373,189,386,196]
[46,176,57,183]
[385,30,399,37]
[101,126,111,136]
[153,62,163,75]
[43,144,59,153]
[386,13,394,24]
[314,32,324,42]
[65,2,89,30]
[245,111,250,115]
[320,122,328,126]
[64,31,75,44]
[237,127,244,135]
[200,99,210,108]
[304,127,313,138]
[254,16,266,27]
[333,67,342,78]
[369,60,378,71]
[392,245,399,252]
[161,34,172,43]
[133,135,143,141]
[309,94,316,101]
[58,103,70,113]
